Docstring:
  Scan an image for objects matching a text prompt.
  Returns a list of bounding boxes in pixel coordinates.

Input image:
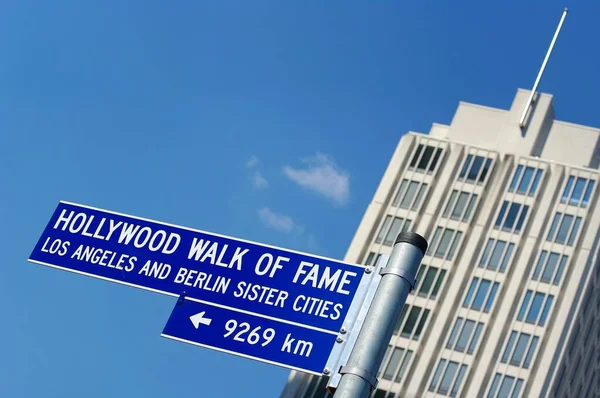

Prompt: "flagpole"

[519,8,568,128]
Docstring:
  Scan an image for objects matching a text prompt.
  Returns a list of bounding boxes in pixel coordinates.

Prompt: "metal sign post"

[332,232,427,398]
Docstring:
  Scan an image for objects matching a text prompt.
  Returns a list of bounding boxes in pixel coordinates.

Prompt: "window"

[395,304,430,341]
[375,215,412,245]
[501,331,539,368]
[459,154,493,184]
[479,238,515,272]
[429,359,468,397]
[442,190,478,222]
[392,179,428,210]
[561,175,596,207]
[517,290,554,326]
[495,201,529,233]
[487,374,524,398]
[446,317,484,354]
[414,265,447,299]
[363,252,382,266]
[547,212,582,246]
[409,144,443,173]
[381,346,413,382]
[509,165,544,196]
[427,227,463,260]
[532,250,568,285]
[463,277,500,313]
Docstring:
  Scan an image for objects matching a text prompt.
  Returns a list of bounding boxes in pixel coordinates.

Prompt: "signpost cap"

[394,232,428,255]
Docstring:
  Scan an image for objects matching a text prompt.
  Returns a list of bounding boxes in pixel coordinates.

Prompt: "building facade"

[280,89,600,398]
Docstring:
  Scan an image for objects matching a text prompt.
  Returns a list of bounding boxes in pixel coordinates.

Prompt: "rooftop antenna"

[519,8,568,129]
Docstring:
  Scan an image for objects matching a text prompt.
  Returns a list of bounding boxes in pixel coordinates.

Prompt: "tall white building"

[281,89,600,398]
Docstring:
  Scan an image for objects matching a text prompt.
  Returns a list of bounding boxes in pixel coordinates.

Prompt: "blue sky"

[1,1,600,397]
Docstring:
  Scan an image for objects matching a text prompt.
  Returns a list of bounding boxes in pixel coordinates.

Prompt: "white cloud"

[252,171,269,189]
[257,207,296,233]
[246,155,260,168]
[283,153,350,206]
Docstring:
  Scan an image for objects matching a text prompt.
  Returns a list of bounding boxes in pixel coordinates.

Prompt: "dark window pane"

[430,148,443,172]
[393,304,409,334]
[427,227,442,256]
[541,252,559,283]
[495,201,509,228]
[431,269,446,298]
[533,250,547,280]
[413,309,430,340]
[509,165,523,192]
[364,252,376,266]
[567,217,582,246]
[554,255,568,285]
[487,374,501,398]
[500,243,514,272]
[384,217,405,245]
[459,154,473,180]
[418,267,438,297]
[443,190,458,218]
[479,158,493,183]
[517,167,534,194]
[555,214,573,244]
[571,177,587,205]
[480,239,495,267]
[401,306,421,337]
[395,350,413,383]
[489,240,506,271]
[484,282,499,313]
[467,156,484,181]
[392,179,408,207]
[472,279,491,310]
[504,203,521,230]
[410,144,423,168]
[438,361,459,394]
[515,205,529,232]
[464,194,478,221]
[447,317,463,349]
[376,215,392,243]
[418,146,435,170]
[400,182,419,209]
[463,278,479,307]
[502,331,517,363]
[530,169,543,196]
[561,175,574,203]
[523,336,539,369]
[429,359,446,392]
[468,323,483,354]
[526,293,545,324]
[435,229,455,258]
[547,213,561,241]
[383,347,404,379]
[450,364,468,397]
[517,290,532,321]
[510,333,530,366]
[413,184,428,210]
[582,180,595,207]
[447,231,462,260]
[498,376,515,398]
[511,379,524,398]
[455,320,475,352]
[539,295,554,326]
[452,192,470,220]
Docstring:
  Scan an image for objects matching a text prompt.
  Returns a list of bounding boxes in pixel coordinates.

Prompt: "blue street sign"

[162,298,338,374]
[29,201,367,333]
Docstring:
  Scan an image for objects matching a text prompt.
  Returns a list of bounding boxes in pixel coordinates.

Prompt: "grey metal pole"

[333,231,427,398]
[518,8,568,128]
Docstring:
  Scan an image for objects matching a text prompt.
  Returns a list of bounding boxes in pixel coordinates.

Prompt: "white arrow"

[190,311,212,329]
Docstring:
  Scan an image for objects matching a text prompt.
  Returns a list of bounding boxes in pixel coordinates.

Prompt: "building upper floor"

[427,89,600,169]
